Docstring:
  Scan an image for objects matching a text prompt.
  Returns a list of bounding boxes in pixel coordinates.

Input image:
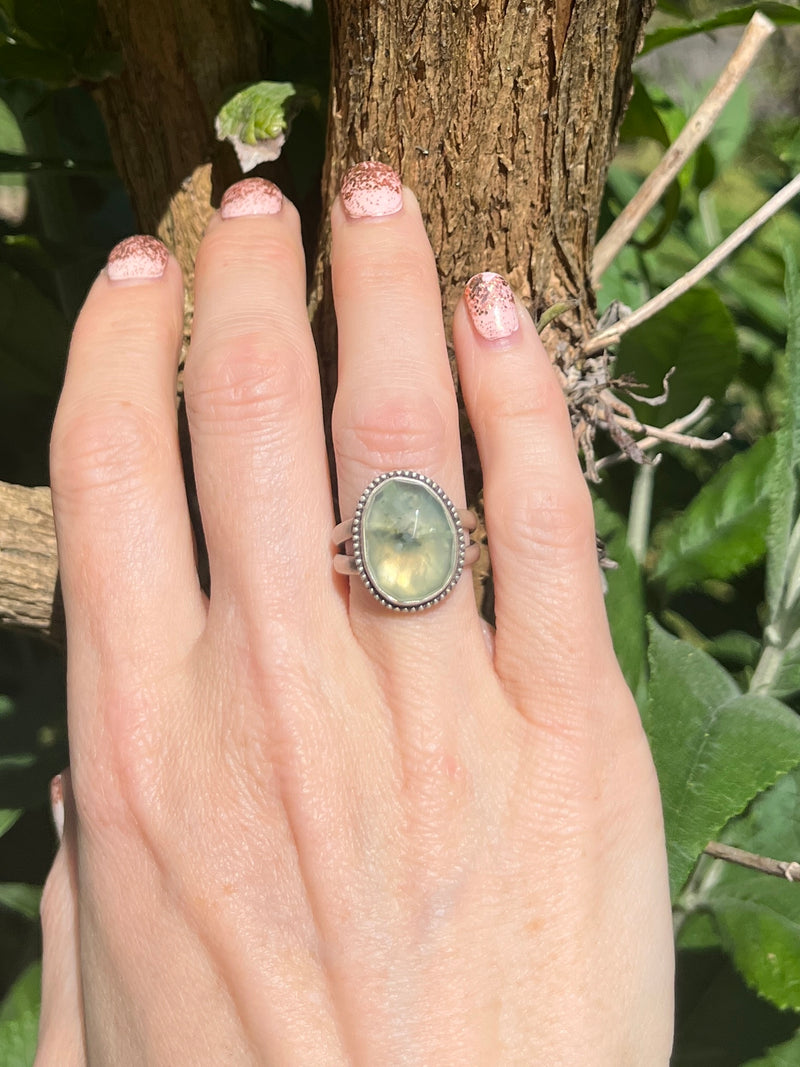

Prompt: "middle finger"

[331,163,483,659]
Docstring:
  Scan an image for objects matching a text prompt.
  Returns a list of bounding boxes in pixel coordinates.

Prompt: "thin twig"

[595,397,716,470]
[608,411,730,450]
[585,170,800,355]
[704,841,800,882]
[591,12,776,284]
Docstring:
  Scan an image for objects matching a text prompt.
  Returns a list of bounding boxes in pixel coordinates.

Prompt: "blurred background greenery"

[1,0,800,1062]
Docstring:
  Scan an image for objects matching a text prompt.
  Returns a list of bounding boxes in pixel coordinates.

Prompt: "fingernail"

[220,177,282,219]
[50,774,64,842]
[340,161,403,219]
[464,272,520,341]
[106,235,169,282]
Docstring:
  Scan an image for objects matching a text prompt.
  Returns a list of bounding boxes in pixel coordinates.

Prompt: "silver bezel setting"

[351,470,466,611]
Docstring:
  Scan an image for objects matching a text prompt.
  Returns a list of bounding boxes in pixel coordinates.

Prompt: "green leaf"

[214,81,317,171]
[652,435,775,594]
[706,769,800,1011]
[0,41,72,83]
[644,621,800,899]
[619,76,670,148]
[746,1030,800,1066]
[615,287,739,427]
[643,4,800,55]
[766,250,800,623]
[0,809,22,838]
[773,642,800,702]
[0,963,40,1067]
[0,883,41,921]
[593,497,647,703]
[0,962,40,1023]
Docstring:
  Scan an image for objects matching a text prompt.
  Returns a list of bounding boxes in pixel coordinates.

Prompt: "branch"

[704,841,800,882]
[0,481,61,642]
[591,11,776,283]
[595,397,716,471]
[585,170,800,355]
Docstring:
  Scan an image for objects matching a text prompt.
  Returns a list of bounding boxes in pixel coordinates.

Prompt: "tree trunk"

[0,0,655,642]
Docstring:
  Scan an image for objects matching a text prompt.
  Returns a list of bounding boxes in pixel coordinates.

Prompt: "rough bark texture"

[0,0,656,641]
[0,482,61,639]
[91,0,262,278]
[313,0,655,374]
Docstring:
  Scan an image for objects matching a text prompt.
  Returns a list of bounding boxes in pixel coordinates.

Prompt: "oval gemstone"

[359,475,460,608]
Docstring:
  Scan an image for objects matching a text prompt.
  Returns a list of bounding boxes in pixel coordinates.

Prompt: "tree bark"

[0,0,656,642]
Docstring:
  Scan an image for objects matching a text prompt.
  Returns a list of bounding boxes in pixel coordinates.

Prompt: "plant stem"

[591,11,775,283]
[627,461,656,565]
[585,170,800,355]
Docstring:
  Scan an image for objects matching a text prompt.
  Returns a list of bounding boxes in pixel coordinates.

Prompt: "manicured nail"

[50,774,64,842]
[340,161,403,219]
[464,272,520,340]
[107,235,169,282]
[220,177,282,219]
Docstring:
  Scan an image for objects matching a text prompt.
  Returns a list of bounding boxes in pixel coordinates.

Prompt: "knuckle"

[498,477,596,558]
[185,331,312,431]
[334,391,452,470]
[338,245,431,301]
[483,372,566,429]
[50,403,167,502]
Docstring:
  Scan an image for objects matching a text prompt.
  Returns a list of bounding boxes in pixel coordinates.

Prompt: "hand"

[37,163,674,1065]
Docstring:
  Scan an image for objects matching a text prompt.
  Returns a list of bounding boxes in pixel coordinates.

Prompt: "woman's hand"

[37,164,674,1065]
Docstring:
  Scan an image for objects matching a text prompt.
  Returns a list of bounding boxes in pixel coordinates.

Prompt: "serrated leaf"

[0,883,41,921]
[653,435,774,594]
[705,770,800,1012]
[215,81,304,170]
[644,621,800,899]
[615,287,739,427]
[642,4,800,55]
[766,251,800,622]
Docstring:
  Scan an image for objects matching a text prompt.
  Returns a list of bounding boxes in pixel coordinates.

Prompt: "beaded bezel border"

[351,470,466,612]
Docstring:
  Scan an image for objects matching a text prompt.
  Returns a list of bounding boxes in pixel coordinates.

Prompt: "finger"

[50,237,205,665]
[331,163,481,652]
[36,773,86,1066]
[183,179,337,630]
[454,273,621,724]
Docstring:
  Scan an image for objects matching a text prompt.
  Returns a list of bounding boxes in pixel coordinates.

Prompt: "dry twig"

[704,841,800,882]
[592,11,776,283]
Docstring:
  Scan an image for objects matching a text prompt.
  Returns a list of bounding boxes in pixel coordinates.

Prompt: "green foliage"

[0,964,39,1067]
[597,8,800,1057]
[645,621,800,899]
[652,434,774,594]
[643,4,800,56]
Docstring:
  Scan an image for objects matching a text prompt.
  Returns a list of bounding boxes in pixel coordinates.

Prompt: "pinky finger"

[35,773,86,1066]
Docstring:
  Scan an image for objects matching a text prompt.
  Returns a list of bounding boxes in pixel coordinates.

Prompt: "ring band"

[332,470,479,611]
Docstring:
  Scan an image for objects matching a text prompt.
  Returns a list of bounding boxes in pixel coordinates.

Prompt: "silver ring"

[332,470,479,611]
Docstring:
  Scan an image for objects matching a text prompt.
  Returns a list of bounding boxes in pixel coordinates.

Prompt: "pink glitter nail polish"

[106,235,169,282]
[220,177,283,218]
[464,272,520,341]
[50,774,64,841]
[340,161,403,218]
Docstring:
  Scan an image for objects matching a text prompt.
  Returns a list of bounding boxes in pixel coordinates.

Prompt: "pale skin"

[36,166,674,1064]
